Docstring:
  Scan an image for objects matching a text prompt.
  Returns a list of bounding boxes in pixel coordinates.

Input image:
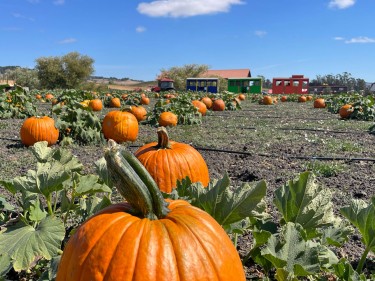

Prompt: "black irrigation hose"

[192,146,375,163]
[278,127,368,135]
[128,145,375,162]
[207,114,333,121]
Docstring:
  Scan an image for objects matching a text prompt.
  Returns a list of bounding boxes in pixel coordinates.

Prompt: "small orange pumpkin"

[314,98,326,108]
[102,110,138,143]
[45,93,54,100]
[339,104,354,119]
[298,95,307,103]
[238,94,246,101]
[280,96,288,102]
[192,100,207,116]
[89,99,103,111]
[20,116,59,147]
[140,96,150,105]
[110,97,121,108]
[158,111,178,127]
[263,95,273,105]
[129,105,147,122]
[212,99,225,111]
[306,95,313,101]
[135,126,210,193]
[201,96,213,109]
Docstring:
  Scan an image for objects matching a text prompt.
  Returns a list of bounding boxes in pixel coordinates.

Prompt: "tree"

[158,64,210,91]
[35,52,94,89]
[3,67,40,90]
[310,72,367,92]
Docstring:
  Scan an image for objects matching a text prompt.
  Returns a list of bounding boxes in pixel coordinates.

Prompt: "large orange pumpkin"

[20,116,59,147]
[56,142,245,281]
[314,98,326,108]
[339,104,354,119]
[158,111,178,127]
[192,100,207,116]
[212,99,225,111]
[135,127,210,193]
[102,110,138,143]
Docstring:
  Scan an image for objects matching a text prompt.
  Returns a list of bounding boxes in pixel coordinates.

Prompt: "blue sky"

[1,0,374,82]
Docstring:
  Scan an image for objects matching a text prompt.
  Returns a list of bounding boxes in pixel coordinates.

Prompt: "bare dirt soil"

[1,98,374,279]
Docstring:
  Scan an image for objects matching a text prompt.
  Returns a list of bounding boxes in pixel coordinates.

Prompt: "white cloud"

[328,0,355,9]
[333,36,344,40]
[12,13,35,21]
[255,30,267,38]
[58,38,77,44]
[53,0,65,5]
[137,0,245,18]
[345,36,375,44]
[136,26,146,33]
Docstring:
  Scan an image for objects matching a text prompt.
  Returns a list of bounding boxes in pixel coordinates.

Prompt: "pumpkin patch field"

[0,89,375,280]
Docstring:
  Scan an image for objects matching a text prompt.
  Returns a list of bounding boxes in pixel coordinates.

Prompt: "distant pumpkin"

[313,98,326,108]
[89,99,103,111]
[158,111,178,127]
[263,96,273,105]
[339,104,354,119]
[212,99,225,111]
[20,116,59,147]
[201,97,213,109]
[110,97,121,108]
[102,111,138,143]
[192,100,207,116]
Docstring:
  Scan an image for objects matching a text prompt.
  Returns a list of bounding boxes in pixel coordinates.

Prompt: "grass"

[304,160,346,177]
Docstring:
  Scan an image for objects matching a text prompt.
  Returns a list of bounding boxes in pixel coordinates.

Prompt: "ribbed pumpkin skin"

[158,112,178,127]
[192,100,207,116]
[201,97,213,109]
[102,111,138,143]
[20,116,59,146]
[135,141,210,193]
[56,200,245,281]
[263,96,273,105]
[130,105,147,122]
[110,97,121,108]
[314,98,326,108]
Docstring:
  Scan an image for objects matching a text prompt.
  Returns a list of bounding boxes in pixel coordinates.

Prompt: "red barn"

[272,75,309,94]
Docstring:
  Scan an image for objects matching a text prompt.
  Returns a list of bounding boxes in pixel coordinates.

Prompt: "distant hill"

[0,66,20,73]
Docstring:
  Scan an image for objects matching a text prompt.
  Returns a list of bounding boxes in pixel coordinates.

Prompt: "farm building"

[272,75,309,94]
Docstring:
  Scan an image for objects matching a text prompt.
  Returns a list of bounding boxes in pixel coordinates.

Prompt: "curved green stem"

[357,246,370,273]
[105,139,170,220]
[46,194,53,216]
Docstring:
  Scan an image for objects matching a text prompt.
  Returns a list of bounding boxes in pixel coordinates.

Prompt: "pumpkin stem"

[105,139,170,220]
[157,126,171,149]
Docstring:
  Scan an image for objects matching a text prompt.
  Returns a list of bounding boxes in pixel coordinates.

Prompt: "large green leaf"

[0,253,12,276]
[168,173,267,228]
[332,258,367,281]
[0,216,64,271]
[261,222,321,278]
[35,161,70,197]
[74,174,111,195]
[274,171,335,238]
[341,199,375,253]
[30,141,53,163]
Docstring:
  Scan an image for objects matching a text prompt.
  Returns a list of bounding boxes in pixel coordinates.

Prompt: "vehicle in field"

[272,75,309,94]
[186,77,219,93]
[151,78,175,92]
[227,77,262,94]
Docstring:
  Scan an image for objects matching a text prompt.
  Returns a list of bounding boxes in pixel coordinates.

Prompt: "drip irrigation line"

[207,114,332,121]
[192,146,375,162]
[278,127,368,135]
[128,145,375,162]
[0,137,20,142]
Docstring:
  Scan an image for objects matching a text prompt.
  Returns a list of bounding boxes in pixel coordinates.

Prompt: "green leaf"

[171,173,267,228]
[0,253,12,276]
[261,222,321,277]
[38,255,61,281]
[0,216,65,271]
[28,199,47,222]
[341,199,375,253]
[30,141,53,163]
[0,179,17,195]
[320,219,353,247]
[74,174,111,195]
[0,195,15,211]
[274,171,335,238]
[36,161,70,197]
[78,195,111,221]
[332,258,367,281]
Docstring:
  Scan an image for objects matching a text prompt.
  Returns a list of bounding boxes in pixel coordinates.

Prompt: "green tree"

[3,67,40,90]
[35,52,94,89]
[158,64,210,91]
